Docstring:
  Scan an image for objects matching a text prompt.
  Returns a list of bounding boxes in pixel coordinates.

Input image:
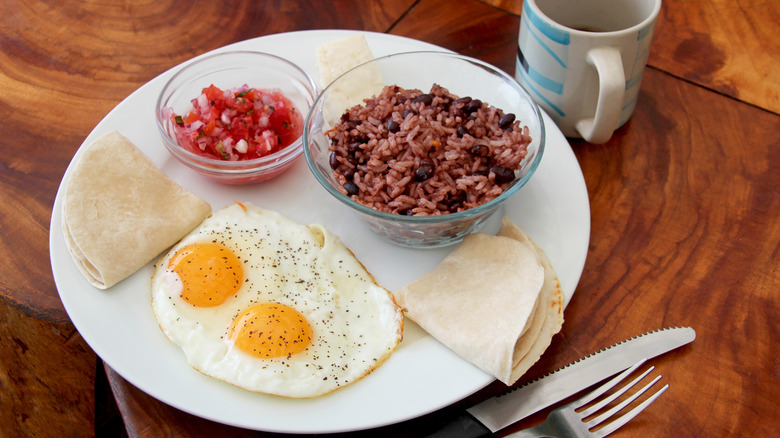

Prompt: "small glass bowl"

[155,51,318,184]
[303,51,545,248]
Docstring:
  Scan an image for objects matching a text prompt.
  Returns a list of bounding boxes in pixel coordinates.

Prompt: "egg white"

[151,202,404,398]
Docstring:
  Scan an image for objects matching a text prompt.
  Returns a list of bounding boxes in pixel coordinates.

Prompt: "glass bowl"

[156,51,318,184]
[303,51,545,248]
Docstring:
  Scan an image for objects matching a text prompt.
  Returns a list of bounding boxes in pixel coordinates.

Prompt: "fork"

[506,359,669,438]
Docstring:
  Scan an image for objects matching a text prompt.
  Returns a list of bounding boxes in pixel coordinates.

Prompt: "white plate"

[49,30,590,434]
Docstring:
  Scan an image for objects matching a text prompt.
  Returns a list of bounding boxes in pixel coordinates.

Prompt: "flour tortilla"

[395,217,564,385]
[395,228,542,384]
[497,217,565,383]
[316,35,383,126]
[62,131,211,289]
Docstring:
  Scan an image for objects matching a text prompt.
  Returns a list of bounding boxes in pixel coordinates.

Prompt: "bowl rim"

[303,50,546,223]
[155,50,318,174]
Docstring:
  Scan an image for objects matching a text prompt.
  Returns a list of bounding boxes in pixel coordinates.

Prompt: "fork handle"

[503,419,559,438]
[503,428,548,438]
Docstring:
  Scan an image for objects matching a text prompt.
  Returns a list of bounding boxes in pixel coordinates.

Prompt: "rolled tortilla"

[497,217,565,384]
[395,217,563,385]
[62,131,211,289]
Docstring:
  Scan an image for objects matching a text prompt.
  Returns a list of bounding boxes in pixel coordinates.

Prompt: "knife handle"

[424,410,492,438]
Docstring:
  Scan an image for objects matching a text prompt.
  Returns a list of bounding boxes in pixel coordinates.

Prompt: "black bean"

[329,151,338,169]
[457,126,471,138]
[445,191,466,206]
[469,144,488,156]
[402,109,416,119]
[452,108,464,119]
[414,162,434,181]
[347,141,362,152]
[343,168,356,180]
[491,166,515,184]
[343,182,359,196]
[454,96,472,106]
[387,119,400,133]
[350,133,368,143]
[463,99,482,113]
[412,93,433,106]
[498,113,516,130]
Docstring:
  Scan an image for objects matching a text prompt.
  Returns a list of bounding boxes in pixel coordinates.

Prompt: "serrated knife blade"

[426,326,695,437]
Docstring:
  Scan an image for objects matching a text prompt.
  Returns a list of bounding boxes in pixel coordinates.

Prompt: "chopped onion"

[235,139,248,153]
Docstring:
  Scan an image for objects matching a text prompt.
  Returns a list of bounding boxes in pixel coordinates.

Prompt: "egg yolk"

[227,302,313,359]
[168,243,243,307]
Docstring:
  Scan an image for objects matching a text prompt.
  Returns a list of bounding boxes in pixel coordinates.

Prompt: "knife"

[425,326,695,437]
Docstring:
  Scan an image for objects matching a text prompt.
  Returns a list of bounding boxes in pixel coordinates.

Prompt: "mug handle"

[575,46,625,144]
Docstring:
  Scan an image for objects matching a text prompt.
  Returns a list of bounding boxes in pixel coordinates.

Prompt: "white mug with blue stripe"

[516,0,661,143]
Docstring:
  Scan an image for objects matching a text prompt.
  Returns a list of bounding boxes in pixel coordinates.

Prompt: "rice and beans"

[326,84,532,216]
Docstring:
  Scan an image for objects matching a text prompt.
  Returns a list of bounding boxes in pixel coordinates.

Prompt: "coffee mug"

[516,0,661,143]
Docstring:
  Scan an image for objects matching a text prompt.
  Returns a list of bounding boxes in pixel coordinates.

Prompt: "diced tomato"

[268,100,303,147]
[184,111,200,124]
[208,106,220,123]
[230,116,250,140]
[203,119,216,135]
[203,84,223,102]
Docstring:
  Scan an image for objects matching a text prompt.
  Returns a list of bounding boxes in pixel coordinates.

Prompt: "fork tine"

[593,382,669,437]
[573,359,647,409]
[587,374,663,427]
[579,366,655,417]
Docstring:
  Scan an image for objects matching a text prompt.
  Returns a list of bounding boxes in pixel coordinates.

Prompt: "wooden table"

[1,0,777,436]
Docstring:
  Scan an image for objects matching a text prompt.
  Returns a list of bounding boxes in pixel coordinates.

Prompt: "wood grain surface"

[484,0,780,113]
[1,0,777,437]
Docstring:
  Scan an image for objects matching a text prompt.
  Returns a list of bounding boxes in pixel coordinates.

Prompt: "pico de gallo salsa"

[167,84,303,161]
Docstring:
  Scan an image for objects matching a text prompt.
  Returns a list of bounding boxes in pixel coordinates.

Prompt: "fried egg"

[151,202,404,398]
